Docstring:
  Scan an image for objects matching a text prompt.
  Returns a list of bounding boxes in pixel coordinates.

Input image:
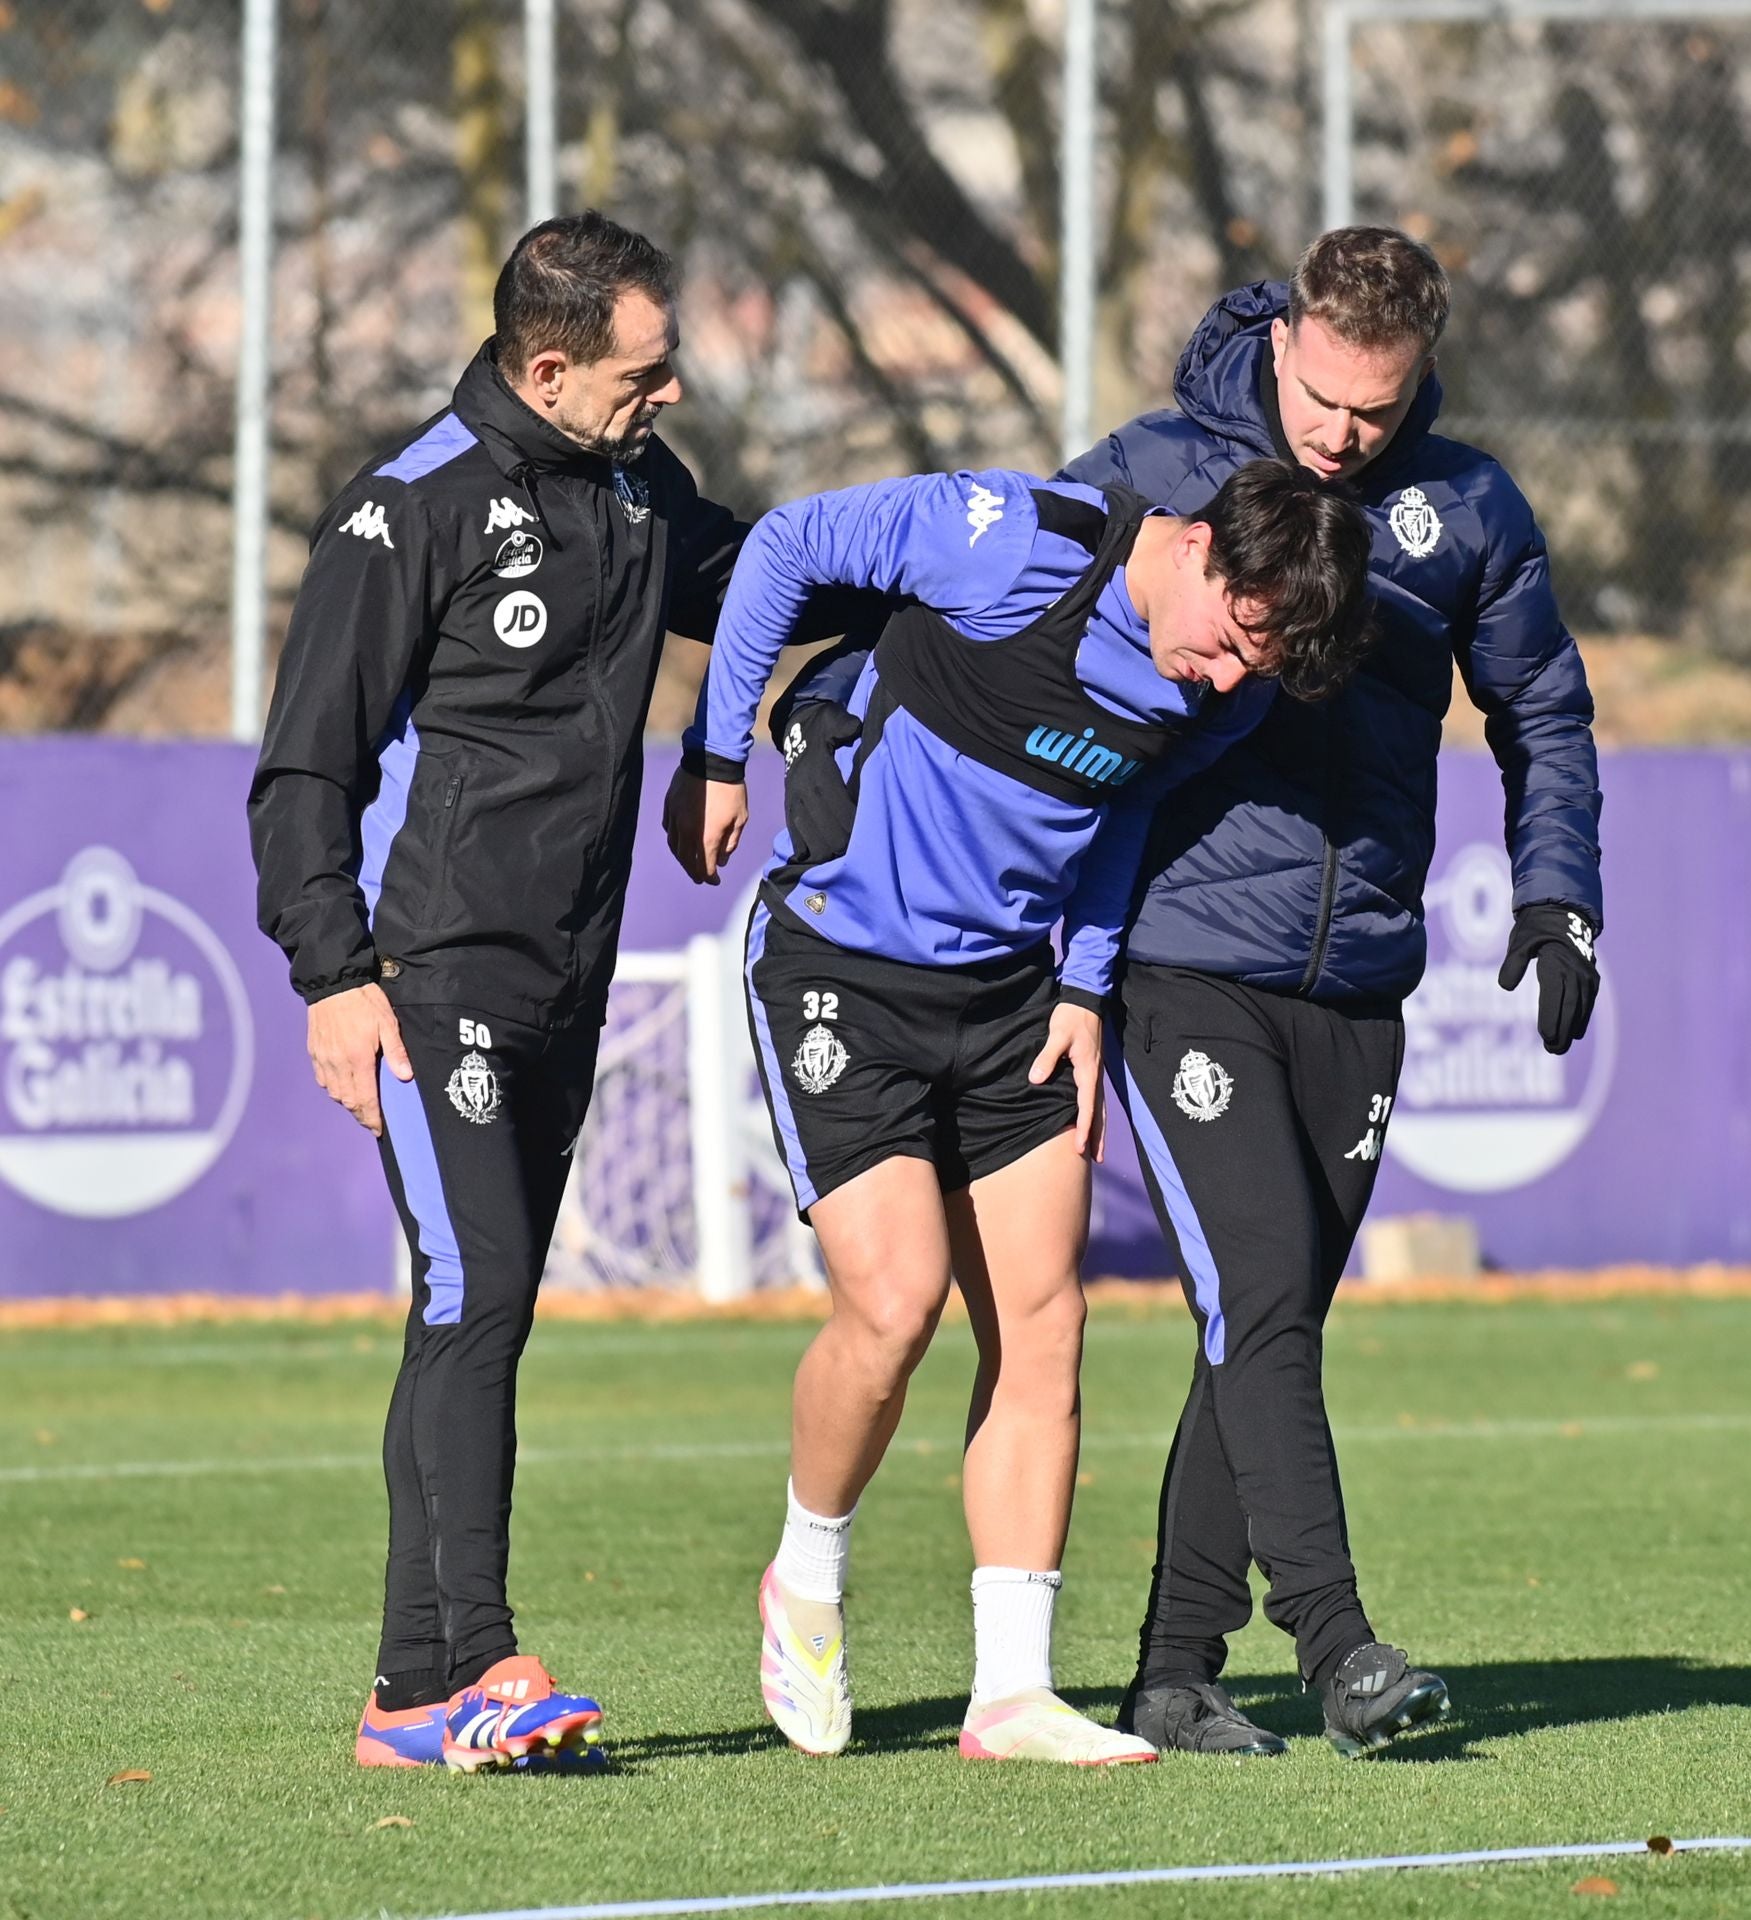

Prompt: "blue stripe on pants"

[1107,1022,1226,1363]
[379,1064,466,1326]
[746,904,819,1211]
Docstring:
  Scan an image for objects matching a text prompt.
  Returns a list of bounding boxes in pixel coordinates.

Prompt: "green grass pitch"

[2,1292,1749,1920]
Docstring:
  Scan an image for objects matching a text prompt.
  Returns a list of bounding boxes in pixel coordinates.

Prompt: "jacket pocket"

[422,767,466,924]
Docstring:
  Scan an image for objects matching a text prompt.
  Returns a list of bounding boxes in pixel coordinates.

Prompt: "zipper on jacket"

[1297,709,1343,996]
[423,771,464,921]
[1298,834,1339,995]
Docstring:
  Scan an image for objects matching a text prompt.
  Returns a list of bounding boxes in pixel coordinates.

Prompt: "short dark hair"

[493,211,678,376]
[1197,459,1375,702]
[1288,225,1450,357]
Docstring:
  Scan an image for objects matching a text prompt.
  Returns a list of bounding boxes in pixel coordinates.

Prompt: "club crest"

[791,1023,848,1095]
[1171,1048,1233,1123]
[612,462,651,524]
[1388,485,1442,559]
[446,1050,501,1125]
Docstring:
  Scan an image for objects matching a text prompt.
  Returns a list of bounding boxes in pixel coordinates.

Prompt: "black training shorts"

[744,901,1077,1214]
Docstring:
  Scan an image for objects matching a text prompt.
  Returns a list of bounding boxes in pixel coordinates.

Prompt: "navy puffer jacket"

[1062,282,1603,1006]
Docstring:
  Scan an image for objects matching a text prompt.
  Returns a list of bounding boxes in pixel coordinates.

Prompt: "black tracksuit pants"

[371,1000,599,1695]
[1108,964,1403,1687]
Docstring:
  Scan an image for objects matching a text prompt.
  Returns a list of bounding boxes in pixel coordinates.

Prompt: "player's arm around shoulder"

[665,469,1040,885]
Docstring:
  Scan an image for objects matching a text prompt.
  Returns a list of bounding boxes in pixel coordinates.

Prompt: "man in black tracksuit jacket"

[1064,229,1604,1758]
[250,213,758,1769]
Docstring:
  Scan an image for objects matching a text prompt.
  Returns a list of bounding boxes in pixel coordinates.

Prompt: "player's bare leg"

[949,1129,1153,1765]
[794,1154,954,1513]
[760,1154,952,1755]
[950,1127,1089,1570]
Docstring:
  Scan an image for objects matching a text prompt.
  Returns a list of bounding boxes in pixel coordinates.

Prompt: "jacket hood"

[1172,281,1445,483]
[452,339,621,480]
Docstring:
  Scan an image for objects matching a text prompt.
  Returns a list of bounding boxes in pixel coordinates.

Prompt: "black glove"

[769,635,875,745]
[1497,903,1599,1055]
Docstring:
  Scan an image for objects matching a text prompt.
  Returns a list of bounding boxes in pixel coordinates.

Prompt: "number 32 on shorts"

[802,990,839,1021]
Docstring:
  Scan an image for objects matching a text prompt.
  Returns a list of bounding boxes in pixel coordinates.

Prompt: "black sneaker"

[1117,1678,1288,1757]
[1320,1642,1449,1758]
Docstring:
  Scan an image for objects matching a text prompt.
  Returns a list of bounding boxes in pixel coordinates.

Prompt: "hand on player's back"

[663,766,748,886]
[306,983,413,1136]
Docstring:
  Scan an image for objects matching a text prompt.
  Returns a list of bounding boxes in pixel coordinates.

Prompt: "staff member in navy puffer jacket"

[1063,228,1604,1759]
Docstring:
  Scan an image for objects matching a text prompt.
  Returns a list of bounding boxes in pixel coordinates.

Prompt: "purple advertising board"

[1,737,1747,1298]
[0,740,396,1298]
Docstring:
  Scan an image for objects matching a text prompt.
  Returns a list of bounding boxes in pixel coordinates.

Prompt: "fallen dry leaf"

[371,1815,414,1830]
[106,1770,152,1786]
[1647,1836,1674,1856]
[68,1608,91,1623]
[33,1429,55,1446]
[1571,1877,1619,1896]
[262,1584,287,1596]
[1076,1472,1095,1487]
[117,1558,147,1571]
[1627,1360,1659,1381]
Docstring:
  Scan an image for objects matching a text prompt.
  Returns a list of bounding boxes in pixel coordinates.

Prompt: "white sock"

[970,1565,1062,1702]
[773,1478,855,1604]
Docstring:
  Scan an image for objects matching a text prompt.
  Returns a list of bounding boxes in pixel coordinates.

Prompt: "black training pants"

[1108,965,1403,1686]
[372,1001,599,1692]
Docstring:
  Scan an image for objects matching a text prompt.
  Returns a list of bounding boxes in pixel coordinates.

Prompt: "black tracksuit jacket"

[249,343,746,1027]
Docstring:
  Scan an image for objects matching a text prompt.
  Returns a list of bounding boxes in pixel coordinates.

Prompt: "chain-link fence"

[4,0,1751,739]
[1329,0,1751,653]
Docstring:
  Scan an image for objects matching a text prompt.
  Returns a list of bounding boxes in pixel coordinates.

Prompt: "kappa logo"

[483,496,535,535]
[1566,912,1595,962]
[612,462,651,525]
[446,1051,500,1125]
[492,531,543,579]
[965,482,1004,547]
[1170,1048,1233,1123]
[493,590,548,649]
[791,1023,849,1095]
[1388,485,1442,559]
[339,500,394,549]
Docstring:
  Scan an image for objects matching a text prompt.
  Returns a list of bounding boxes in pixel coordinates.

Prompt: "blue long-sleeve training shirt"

[686,468,1273,998]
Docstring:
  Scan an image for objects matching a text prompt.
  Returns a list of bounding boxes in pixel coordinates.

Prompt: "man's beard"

[569,406,662,460]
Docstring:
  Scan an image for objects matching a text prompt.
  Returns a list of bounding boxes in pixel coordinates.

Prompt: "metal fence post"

[1059,0,1098,464]
[525,0,558,226]
[230,0,279,743]
[1321,0,1355,232]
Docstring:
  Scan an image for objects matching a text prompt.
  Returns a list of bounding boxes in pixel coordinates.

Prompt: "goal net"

[541,935,822,1296]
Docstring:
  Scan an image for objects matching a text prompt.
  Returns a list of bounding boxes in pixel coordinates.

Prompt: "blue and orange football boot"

[441,1655,604,1773]
[355,1695,447,1768]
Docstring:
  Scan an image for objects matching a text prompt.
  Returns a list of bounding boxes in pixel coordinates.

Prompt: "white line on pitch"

[418,1837,1751,1920]
[4,1411,1749,1486]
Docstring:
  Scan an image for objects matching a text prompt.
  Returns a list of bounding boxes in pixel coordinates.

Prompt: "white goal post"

[540,929,822,1301]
